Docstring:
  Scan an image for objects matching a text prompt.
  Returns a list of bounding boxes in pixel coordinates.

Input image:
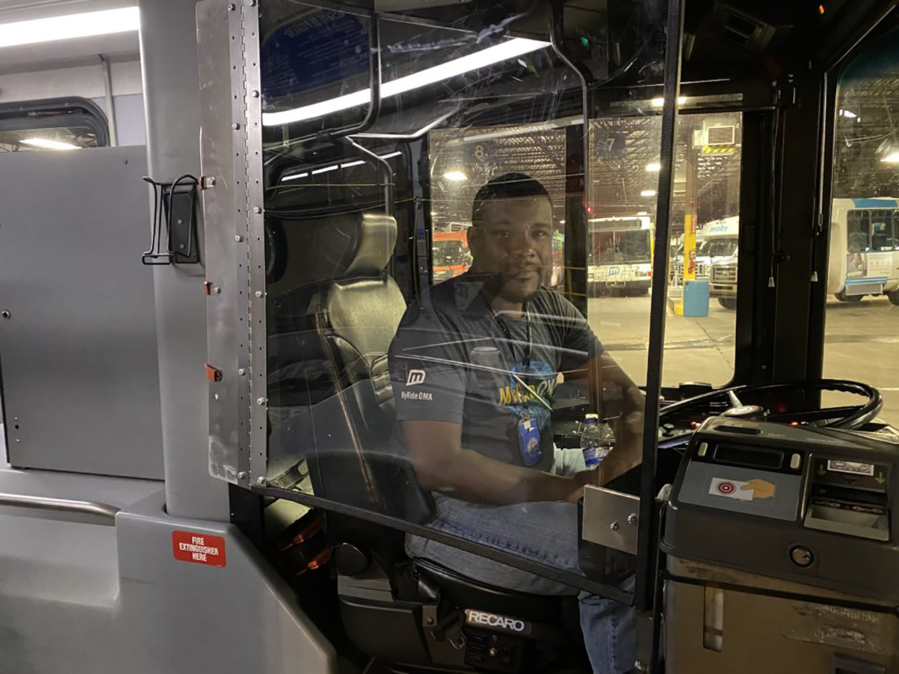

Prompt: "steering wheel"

[659,379,883,430]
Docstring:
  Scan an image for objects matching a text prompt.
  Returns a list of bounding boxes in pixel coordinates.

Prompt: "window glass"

[581,111,742,387]
[259,0,669,614]
[0,98,109,152]
[823,30,899,426]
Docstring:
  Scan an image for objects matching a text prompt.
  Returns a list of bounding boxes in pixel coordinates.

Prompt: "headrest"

[267,212,397,297]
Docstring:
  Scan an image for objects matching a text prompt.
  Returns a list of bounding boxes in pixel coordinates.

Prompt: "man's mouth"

[509,268,541,281]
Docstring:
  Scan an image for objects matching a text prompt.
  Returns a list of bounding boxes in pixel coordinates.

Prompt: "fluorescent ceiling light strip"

[641,190,657,197]
[263,37,550,127]
[21,137,80,150]
[282,151,404,182]
[881,152,899,164]
[0,7,140,49]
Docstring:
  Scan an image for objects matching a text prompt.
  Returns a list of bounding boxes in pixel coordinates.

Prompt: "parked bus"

[588,215,652,296]
[828,198,899,304]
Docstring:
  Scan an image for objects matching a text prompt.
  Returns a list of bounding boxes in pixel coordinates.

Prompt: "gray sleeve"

[388,303,468,425]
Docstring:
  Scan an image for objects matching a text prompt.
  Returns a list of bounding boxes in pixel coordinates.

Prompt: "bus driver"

[389,173,645,673]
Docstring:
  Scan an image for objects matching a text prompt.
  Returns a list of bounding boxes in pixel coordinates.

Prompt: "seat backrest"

[267,212,432,523]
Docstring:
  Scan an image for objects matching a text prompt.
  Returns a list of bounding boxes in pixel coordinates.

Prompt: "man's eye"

[493,230,510,238]
[532,230,549,239]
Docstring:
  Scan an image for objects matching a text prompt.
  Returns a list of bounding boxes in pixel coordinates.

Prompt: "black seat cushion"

[414,559,577,625]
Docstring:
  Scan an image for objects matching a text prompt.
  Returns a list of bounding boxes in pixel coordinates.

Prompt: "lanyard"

[494,303,532,368]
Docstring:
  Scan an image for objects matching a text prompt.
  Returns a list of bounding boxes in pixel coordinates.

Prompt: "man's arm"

[594,351,645,484]
[403,420,589,505]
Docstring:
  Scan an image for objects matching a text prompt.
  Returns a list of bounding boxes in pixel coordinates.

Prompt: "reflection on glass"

[259,2,668,668]
[824,30,899,426]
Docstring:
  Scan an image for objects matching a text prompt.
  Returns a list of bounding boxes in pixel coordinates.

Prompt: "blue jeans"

[407,449,636,673]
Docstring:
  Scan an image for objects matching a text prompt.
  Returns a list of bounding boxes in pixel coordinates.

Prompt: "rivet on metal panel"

[201,176,217,189]
[251,90,260,98]
[232,122,241,130]
[256,397,267,405]
[610,521,620,531]
[255,290,264,298]
[1,310,10,320]
[227,2,235,9]
[238,471,246,479]
[246,0,255,6]
[256,476,266,485]
[238,368,246,376]
[627,514,638,526]
[253,206,262,214]
[212,286,222,295]
[235,235,243,242]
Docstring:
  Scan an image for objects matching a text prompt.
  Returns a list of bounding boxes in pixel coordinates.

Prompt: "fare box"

[172,531,227,567]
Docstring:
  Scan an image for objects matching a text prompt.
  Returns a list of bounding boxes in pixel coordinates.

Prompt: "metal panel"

[139,0,230,519]
[582,484,641,555]
[198,0,249,487]
[0,146,164,479]
[241,0,268,488]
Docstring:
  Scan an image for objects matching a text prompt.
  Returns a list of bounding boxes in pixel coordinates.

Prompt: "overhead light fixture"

[263,37,550,127]
[645,162,661,172]
[651,96,687,108]
[0,7,140,49]
[280,150,404,182]
[882,152,899,164]
[839,109,858,119]
[20,137,80,150]
[443,171,468,182]
[640,189,657,197]
[637,211,649,215]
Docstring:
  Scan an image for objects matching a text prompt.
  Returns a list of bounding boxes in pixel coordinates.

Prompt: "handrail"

[0,492,120,526]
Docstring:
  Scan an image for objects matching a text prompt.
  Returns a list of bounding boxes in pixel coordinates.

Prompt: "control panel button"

[698,442,708,457]
[790,545,815,568]
[790,453,801,470]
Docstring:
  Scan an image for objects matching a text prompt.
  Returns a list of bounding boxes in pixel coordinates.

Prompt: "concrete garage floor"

[588,294,898,427]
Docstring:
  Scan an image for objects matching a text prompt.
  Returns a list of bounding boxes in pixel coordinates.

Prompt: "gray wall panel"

[0,146,163,479]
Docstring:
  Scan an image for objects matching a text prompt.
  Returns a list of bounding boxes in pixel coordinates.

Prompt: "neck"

[484,288,524,319]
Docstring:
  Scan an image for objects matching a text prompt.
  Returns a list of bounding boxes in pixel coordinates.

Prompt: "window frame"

[0,97,111,150]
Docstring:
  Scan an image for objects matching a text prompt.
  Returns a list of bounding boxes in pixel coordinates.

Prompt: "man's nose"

[509,229,538,258]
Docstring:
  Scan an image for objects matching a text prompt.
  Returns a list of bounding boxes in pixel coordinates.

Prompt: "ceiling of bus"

[0,0,138,72]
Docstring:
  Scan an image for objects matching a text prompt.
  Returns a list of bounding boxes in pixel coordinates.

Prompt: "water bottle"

[581,413,614,469]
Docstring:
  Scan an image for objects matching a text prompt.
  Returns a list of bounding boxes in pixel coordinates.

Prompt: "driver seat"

[266,210,585,672]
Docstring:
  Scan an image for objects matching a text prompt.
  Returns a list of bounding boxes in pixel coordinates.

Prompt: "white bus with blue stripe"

[828,198,899,305]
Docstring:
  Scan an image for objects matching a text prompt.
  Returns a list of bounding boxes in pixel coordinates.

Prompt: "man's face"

[467,196,553,303]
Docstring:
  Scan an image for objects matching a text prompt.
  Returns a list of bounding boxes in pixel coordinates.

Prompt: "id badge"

[517,416,543,467]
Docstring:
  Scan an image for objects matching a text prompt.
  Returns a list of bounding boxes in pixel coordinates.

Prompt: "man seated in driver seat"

[388,173,645,673]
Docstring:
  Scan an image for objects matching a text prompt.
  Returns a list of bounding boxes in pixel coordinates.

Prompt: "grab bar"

[0,492,120,526]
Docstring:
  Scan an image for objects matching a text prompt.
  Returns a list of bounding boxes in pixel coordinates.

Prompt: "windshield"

[597,230,651,263]
[697,238,737,257]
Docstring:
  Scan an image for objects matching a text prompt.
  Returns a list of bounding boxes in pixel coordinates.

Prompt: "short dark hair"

[471,172,551,227]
